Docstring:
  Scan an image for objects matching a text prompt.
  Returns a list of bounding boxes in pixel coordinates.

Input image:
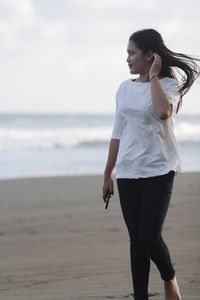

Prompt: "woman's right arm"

[102,138,120,202]
[103,82,123,202]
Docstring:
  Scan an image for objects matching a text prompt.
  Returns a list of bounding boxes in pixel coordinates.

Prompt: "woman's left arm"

[149,53,172,120]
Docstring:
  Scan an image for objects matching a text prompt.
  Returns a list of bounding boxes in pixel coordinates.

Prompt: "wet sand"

[0,173,199,299]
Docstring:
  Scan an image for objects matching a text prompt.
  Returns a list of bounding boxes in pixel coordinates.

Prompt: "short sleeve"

[163,78,180,117]
[111,84,125,139]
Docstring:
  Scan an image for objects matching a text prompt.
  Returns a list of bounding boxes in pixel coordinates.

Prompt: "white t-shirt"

[111,77,183,179]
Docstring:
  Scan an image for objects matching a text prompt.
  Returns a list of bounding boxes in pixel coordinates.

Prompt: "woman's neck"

[136,74,150,83]
[135,74,163,83]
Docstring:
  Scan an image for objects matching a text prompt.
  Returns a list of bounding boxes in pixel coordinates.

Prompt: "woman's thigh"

[117,178,143,236]
[139,171,175,240]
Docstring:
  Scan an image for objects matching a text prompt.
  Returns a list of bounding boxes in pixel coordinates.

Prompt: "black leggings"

[117,171,175,300]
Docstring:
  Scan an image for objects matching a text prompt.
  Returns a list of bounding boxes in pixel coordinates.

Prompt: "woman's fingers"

[102,185,109,201]
[102,180,114,202]
[102,188,108,201]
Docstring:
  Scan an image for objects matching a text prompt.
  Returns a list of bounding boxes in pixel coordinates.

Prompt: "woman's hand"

[149,53,162,77]
[102,176,114,203]
[102,138,119,206]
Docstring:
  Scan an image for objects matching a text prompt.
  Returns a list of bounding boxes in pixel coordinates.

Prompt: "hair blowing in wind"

[129,28,200,110]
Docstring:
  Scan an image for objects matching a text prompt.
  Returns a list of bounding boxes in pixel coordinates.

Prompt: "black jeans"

[117,171,175,300]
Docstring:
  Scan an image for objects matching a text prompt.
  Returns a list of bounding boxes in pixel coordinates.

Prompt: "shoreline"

[0,169,200,182]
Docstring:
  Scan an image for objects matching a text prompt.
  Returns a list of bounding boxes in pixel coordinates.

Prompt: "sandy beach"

[0,173,199,300]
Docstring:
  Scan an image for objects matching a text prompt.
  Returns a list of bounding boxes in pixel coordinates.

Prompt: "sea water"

[0,113,199,180]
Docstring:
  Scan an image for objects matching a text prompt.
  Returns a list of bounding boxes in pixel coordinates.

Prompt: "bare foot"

[164,276,182,300]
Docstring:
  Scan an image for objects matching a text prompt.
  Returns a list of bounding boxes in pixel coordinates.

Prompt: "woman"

[102,28,200,300]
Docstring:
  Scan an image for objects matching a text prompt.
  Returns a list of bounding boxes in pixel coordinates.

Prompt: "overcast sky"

[0,0,200,114]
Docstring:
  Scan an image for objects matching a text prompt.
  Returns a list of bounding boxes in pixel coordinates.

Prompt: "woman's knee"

[139,230,163,252]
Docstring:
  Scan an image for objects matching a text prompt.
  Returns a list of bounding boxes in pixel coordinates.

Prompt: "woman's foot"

[164,276,181,300]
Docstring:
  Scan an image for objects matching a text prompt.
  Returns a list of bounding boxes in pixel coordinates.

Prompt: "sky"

[0,0,200,114]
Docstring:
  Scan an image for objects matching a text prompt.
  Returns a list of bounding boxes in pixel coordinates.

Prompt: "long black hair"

[129,28,200,111]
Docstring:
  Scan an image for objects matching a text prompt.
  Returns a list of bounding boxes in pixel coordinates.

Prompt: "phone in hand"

[105,194,111,209]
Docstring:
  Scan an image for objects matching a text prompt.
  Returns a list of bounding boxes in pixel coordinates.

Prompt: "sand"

[0,173,199,300]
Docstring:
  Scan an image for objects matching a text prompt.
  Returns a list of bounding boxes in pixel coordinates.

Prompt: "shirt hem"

[115,168,183,179]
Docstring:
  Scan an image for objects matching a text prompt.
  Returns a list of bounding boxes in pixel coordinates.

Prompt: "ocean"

[0,113,199,180]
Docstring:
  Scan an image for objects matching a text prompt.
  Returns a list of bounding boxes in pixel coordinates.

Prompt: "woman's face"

[126,40,150,75]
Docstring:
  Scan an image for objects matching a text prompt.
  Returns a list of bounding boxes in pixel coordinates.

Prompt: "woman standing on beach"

[102,28,200,300]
